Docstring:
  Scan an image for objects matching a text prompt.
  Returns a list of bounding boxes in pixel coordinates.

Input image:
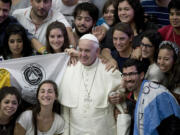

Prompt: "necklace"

[82,59,99,104]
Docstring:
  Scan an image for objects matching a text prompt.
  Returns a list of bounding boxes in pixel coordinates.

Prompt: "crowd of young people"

[0,0,180,135]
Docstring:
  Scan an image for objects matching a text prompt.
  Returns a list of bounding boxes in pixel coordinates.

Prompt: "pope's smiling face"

[78,39,99,66]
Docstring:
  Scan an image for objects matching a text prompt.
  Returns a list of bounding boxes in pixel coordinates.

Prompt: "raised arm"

[66,27,76,48]
[31,38,47,54]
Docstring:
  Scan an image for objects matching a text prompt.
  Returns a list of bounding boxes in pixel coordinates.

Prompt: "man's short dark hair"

[168,0,180,12]
[122,59,150,74]
[1,0,12,7]
[73,2,99,23]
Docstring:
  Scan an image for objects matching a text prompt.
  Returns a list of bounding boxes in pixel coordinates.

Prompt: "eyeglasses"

[121,72,138,77]
[141,43,153,48]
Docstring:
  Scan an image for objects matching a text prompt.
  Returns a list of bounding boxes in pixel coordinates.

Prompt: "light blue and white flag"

[134,80,180,135]
[0,53,69,104]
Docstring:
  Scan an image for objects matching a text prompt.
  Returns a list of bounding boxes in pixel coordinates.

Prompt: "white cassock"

[58,58,124,135]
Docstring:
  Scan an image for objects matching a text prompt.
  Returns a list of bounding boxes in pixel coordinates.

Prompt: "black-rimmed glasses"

[141,43,153,48]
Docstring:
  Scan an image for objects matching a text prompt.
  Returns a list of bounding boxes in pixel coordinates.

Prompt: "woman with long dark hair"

[0,86,21,135]
[157,41,180,104]
[14,80,64,135]
[116,0,158,48]
[145,41,180,104]
[46,21,69,53]
[3,24,33,59]
[140,30,164,83]
[96,0,117,28]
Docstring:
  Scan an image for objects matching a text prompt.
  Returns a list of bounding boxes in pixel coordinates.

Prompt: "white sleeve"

[52,0,61,12]
[12,8,25,19]
[17,110,32,130]
[12,8,20,17]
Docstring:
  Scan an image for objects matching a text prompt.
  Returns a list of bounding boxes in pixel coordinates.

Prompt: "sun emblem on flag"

[22,63,46,86]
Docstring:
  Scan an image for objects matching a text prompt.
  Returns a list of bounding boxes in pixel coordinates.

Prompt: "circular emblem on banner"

[22,63,45,86]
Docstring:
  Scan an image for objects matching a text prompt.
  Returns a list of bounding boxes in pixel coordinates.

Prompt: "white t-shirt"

[12,7,70,45]
[17,110,64,135]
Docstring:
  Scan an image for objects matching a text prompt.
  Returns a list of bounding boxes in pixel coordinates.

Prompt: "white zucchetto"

[79,34,99,47]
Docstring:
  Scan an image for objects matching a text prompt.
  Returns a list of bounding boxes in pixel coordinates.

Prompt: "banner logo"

[22,63,46,86]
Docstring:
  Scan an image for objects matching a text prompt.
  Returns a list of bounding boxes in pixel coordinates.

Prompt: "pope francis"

[58,34,124,135]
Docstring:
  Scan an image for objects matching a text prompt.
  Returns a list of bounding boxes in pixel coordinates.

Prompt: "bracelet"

[38,46,46,53]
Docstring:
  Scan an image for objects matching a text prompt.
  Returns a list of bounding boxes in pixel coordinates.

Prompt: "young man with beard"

[67,2,115,69]
[158,0,180,47]
[120,59,180,135]
[73,2,99,44]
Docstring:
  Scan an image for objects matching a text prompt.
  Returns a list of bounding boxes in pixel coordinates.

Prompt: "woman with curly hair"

[3,24,33,60]
[0,86,21,135]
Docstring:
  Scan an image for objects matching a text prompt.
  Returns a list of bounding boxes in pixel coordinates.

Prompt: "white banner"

[0,53,69,104]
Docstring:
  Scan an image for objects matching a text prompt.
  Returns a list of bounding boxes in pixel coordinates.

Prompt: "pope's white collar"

[82,58,99,69]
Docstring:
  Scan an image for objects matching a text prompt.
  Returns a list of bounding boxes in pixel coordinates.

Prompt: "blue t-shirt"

[111,50,129,72]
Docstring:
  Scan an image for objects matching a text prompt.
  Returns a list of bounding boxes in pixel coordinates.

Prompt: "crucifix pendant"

[84,103,90,109]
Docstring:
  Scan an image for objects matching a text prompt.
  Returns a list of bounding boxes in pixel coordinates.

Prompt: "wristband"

[38,46,46,54]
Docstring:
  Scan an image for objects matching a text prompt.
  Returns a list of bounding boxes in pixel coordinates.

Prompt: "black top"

[111,50,129,72]
[0,122,15,135]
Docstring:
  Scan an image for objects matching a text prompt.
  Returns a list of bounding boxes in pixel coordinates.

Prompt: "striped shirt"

[141,0,169,28]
